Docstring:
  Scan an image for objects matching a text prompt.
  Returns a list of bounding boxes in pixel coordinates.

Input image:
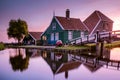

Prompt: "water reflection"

[5,47,120,80]
[9,49,29,72]
[110,48,120,61]
[41,51,81,79]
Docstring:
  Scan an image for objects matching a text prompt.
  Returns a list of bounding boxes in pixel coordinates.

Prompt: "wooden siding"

[92,21,113,34]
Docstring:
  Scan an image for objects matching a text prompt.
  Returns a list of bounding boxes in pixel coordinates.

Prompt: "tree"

[7,19,28,43]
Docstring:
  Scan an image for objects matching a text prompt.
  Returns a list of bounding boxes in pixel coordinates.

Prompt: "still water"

[0,48,120,80]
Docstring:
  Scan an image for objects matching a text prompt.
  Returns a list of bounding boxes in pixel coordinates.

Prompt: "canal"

[0,48,120,80]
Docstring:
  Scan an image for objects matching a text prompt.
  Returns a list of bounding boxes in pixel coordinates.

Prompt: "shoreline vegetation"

[4,41,120,51]
[0,42,5,50]
[56,41,120,50]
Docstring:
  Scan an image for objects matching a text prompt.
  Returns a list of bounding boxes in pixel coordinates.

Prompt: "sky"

[0,0,120,42]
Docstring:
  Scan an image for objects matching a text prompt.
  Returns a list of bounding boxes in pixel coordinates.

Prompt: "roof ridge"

[55,16,64,30]
[55,16,80,19]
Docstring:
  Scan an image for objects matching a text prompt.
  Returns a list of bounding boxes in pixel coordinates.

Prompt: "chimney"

[66,9,70,18]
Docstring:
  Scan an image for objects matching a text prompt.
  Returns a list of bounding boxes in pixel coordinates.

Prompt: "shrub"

[0,42,5,50]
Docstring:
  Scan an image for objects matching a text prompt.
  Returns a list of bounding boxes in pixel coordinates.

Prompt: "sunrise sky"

[0,0,120,42]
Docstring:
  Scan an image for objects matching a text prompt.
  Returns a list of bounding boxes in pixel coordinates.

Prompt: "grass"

[56,45,89,50]
[105,41,120,48]
[5,41,120,51]
[84,41,120,49]
[0,42,5,50]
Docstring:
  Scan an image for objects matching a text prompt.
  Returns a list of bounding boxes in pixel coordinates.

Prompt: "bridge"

[67,30,120,44]
[71,53,120,70]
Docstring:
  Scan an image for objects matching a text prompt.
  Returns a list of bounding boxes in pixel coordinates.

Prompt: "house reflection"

[41,51,81,79]
[25,49,41,58]
[24,48,112,74]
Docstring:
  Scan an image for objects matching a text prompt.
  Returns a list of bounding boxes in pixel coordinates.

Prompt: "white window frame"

[68,31,73,40]
[52,23,56,30]
[55,32,59,41]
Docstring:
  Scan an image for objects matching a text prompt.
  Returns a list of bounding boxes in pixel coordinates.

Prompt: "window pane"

[51,33,54,41]
[52,23,56,30]
[55,32,59,40]
[68,31,72,40]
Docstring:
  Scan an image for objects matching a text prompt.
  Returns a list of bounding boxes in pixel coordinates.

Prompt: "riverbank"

[56,41,120,51]
[105,41,120,48]
[5,41,120,51]
[0,42,5,50]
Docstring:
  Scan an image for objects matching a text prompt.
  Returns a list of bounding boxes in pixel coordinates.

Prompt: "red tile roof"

[96,10,113,22]
[56,61,81,74]
[84,10,113,34]
[56,16,88,31]
[29,32,42,40]
[83,63,102,72]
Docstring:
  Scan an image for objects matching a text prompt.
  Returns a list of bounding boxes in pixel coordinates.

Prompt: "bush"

[0,42,5,50]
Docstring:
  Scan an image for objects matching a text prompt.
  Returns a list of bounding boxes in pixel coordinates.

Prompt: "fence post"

[109,32,111,43]
[80,38,82,44]
[100,42,104,57]
[87,35,89,42]
[96,30,99,42]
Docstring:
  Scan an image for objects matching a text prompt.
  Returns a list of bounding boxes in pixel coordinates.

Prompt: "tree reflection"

[9,49,29,72]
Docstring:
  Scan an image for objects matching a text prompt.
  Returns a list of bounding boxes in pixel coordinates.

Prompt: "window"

[68,31,72,40]
[52,23,56,30]
[55,32,59,41]
[81,31,84,38]
[42,36,47,40]
[51,33,54,41]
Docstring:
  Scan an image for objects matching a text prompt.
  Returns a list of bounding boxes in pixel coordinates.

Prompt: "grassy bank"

[5,41,120,51]
[85,41,120,49]
[0,42,5,50]
[56,41,120,51]
[105,41,120,48]
[56,45,89,50]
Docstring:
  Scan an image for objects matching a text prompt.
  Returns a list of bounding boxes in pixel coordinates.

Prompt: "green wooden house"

[41,9,88,45]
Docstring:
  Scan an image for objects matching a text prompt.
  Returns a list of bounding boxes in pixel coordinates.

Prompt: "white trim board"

[89,19,101,36]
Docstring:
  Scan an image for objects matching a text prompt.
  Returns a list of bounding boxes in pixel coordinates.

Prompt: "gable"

[97,11,113,22]
[41,16,64,36]
[91,21,113,34]
[84,10,113,35]
[29,32,42,40]
[84,11,100,34]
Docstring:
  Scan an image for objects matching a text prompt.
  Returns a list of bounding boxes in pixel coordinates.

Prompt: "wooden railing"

[67,30,120,44]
